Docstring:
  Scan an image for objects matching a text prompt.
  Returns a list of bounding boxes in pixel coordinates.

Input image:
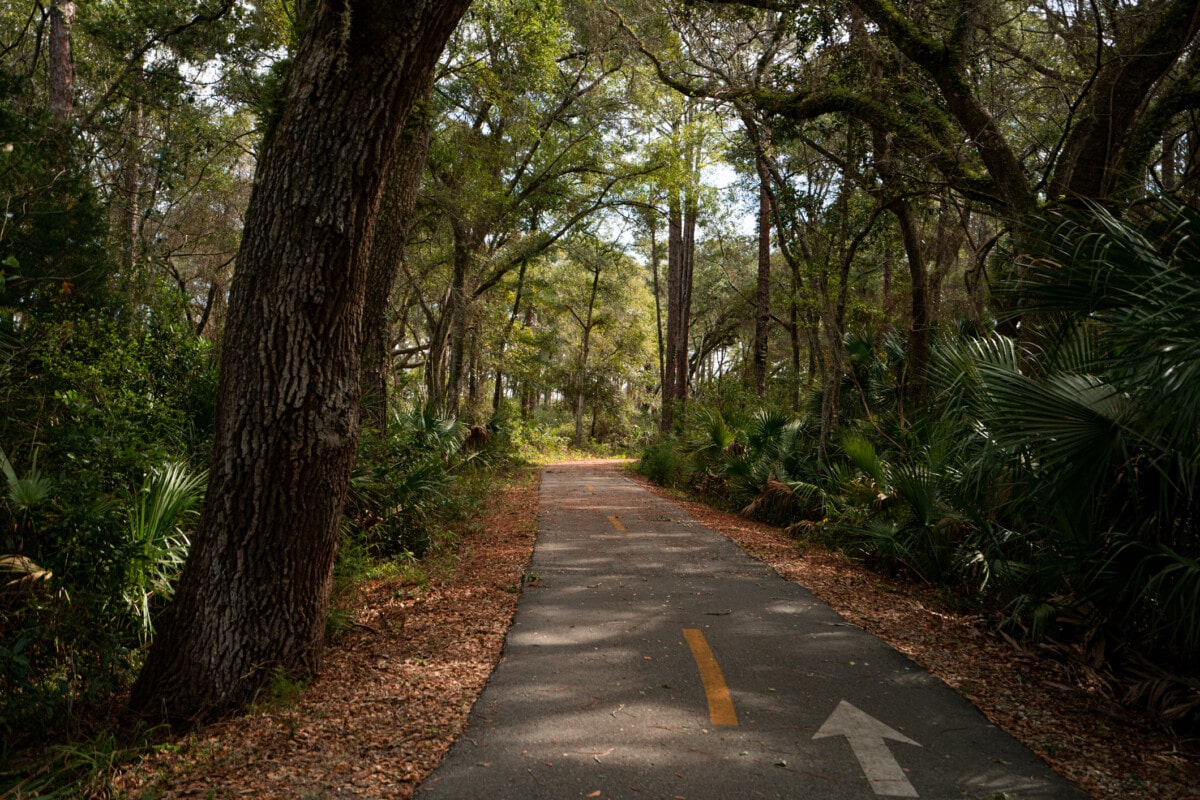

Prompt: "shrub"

[346,403,496,558]
[637,439,688,487]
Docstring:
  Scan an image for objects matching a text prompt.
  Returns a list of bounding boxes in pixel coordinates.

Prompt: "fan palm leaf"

[1014,202,1200,456]
[0,448,52,514]
[124,462,206,642]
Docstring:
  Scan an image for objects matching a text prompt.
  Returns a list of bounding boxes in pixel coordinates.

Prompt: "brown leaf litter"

[629,469,1200,800]
[111,462,1198,799]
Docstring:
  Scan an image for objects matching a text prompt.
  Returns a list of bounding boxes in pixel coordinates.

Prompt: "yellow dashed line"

[607,515,625,531]
[682,628,739,727]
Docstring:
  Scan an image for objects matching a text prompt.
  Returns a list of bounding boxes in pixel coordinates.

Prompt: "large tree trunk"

[130,0,470,721]
[662,189,698,420]
[660,104,701,433]
[360,85,434,430]
[466,321,481,410]
[48,0,76,124]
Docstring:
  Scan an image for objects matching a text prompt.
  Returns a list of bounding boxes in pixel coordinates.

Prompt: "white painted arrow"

[813,700,922,797]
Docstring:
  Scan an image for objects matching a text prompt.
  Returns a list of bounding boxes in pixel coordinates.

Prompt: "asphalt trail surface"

[418,462,1089,800]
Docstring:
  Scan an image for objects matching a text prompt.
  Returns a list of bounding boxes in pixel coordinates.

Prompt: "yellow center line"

[682,628,739,727]
[607,515,625,531]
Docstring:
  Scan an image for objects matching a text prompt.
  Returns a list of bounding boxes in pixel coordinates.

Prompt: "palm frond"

[0,447,52,512]
[745,408,791,459]
[684,409,737,467]
[841,435,885,488]
[887,462,939,528]
[124,462,206,642]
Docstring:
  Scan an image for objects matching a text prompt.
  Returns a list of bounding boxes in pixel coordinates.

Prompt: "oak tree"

[130,0,471,720]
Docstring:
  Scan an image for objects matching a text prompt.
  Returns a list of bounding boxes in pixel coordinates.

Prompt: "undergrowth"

[3,407,518,799]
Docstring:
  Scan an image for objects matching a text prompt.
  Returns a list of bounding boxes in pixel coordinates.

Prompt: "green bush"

[347,403,493,557]
[507,419,573,463]
[0,298,216,744]
[637,439,688,487]
[0,453,206,746]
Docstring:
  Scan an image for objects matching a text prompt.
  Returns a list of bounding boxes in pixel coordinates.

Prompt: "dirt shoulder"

[111,461,1196,799]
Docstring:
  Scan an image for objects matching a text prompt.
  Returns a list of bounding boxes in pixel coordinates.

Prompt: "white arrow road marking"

[813,700,922,797]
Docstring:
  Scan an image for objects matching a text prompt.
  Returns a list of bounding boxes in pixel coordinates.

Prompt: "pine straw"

[110,462,1199,799]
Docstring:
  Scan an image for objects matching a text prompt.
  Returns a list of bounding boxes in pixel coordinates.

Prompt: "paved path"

[418,462,1089,799]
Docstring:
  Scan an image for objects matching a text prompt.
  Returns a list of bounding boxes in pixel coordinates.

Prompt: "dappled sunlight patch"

[627,466,1199,800]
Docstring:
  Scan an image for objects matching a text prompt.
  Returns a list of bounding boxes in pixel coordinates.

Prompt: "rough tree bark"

[130,0,471,721]
[361,85,435,430]
[676,191,696,410]
[660,105,701,433]
[425,285,453,409]
[674,187,697,403]
[466,321,482,409]
[684,193,697,379]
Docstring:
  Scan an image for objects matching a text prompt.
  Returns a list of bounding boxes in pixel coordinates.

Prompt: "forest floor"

[106,460,1198,800]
